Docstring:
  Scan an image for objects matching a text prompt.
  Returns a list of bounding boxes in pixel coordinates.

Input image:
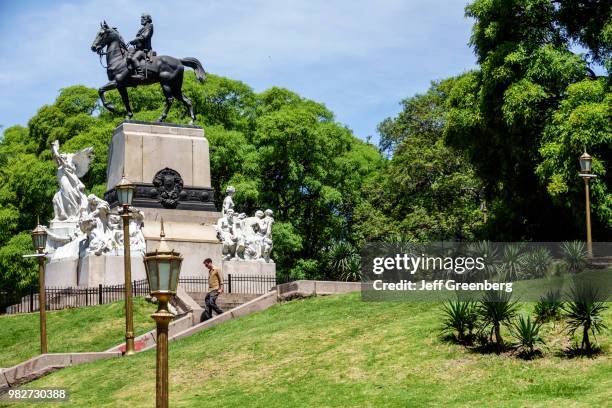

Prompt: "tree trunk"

[494,324,504,353]
[583,324,591,353]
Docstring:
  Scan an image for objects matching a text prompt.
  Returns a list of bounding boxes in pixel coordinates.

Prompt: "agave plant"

[562,282,608,353]
[441,300,478,343]
[510,314,546,358]
[326,241,358,280]
[534,289,562,323]
[478,291,519,352]
[339,255,362,282]
[497,244,526,281]
[561,241,587,274]
[466,240,498,279]
[522,247,553,279]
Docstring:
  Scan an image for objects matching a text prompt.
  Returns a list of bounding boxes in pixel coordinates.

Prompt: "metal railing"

[0,275,289,315]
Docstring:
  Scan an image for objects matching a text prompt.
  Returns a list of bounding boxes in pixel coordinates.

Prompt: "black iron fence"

[0,274,289,315]
[179,274,282,295]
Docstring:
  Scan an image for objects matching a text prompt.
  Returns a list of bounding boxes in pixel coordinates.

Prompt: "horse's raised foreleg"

[117,86,133,120]
[98,81,118,113]
[157,84,174,122]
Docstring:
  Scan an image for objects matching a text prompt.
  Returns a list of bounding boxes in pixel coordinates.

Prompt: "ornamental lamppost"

[579,151,596,257]
[31,222,48,354]
[480,200,488,223]
[143,219,183,408]
[116,173,136,355]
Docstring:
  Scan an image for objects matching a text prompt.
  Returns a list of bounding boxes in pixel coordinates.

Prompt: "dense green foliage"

[0,76,381,290]
[445,0,611,240]
[356,78,485,243]
[509,314,546,358]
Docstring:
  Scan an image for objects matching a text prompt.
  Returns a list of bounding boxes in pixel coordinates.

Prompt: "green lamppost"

[116,173,136,355]
[579,151,596,257]
[31,222,48,354]
[144,219,183,408]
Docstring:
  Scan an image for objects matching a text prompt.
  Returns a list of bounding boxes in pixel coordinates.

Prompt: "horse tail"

[181,57,206,82]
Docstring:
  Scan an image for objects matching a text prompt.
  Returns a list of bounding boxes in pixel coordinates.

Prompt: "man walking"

[202,258,224,321]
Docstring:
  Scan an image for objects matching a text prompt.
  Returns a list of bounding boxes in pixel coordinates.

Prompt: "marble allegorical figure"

[215,187,274,262]
[216,208,237,259]
[51,140,93,222]
[46,142,146,260]
[222,185,235,216]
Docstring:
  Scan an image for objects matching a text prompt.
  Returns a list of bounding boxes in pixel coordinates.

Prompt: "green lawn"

[5,292,610,407]
[0,298,156,368]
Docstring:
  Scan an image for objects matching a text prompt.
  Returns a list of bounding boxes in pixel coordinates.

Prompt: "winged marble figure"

[51,140,94,221]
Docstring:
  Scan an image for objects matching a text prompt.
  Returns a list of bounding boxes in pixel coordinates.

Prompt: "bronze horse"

[91,22,205,124]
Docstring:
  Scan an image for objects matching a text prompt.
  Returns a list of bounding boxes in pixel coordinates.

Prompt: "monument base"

[46,258,79,287]
[221,260,276,277]
[78,253,147,287]
[45,253,146,287]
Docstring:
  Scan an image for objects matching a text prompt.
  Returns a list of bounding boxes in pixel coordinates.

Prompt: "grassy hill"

[4,292,610,407]
[0,298,156,368]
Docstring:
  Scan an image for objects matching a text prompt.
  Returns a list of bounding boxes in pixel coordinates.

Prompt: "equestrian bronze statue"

[91,16,205,124]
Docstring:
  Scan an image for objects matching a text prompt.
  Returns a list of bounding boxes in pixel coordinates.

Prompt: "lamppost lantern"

[579,151,592,174]
[31,223,48,253]
[116,173,135,208]
[144,218,183,408]
[144,219,183,299]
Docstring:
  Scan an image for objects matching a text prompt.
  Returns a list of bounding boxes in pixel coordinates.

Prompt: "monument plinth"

[105,121,223,278]
[104,121,215,211]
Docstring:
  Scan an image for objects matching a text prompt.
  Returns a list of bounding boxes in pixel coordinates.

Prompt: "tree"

[0,76,381,287]
[444,0,610,240]
[357,77,484,243]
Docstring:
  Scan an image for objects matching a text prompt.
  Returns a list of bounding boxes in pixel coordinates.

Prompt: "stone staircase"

[187,292,259,311]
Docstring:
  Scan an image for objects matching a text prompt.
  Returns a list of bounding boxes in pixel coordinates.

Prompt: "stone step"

[187,292,259,311]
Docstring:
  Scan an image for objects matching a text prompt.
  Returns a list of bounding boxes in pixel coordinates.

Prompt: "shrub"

[534,289,563,323]
[509,314,546,358]
[497,244,526,281]
[522,247,553,279]
[561,241,587,274]
[477,291,519,353]
[441,300,478,344]
[562,281,608,354]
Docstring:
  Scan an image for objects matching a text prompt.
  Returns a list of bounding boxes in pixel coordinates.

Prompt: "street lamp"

[116,173,136,355]
[579,151,597,257]
[480,200,488,223]
[31,222,48,354]
[144,219,183,408]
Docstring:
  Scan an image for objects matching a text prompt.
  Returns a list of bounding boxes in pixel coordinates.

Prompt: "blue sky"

[0,0,476,142]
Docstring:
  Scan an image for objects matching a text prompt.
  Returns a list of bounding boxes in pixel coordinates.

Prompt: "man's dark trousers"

[202,289,223,321]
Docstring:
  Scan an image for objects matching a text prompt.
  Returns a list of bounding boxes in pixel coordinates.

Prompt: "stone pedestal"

[104,121,215,211]
[45,252,146,287]
[105,121,223,279]
[144,207,223,278]
[46,258,79,287]
[221,260,276,277]
[77,253,146,287]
